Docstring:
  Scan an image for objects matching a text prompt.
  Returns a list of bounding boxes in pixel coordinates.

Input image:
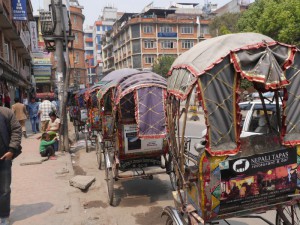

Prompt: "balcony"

[157,32,177,38]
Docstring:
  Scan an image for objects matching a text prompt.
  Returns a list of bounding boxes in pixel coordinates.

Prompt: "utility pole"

[53,0,69,151]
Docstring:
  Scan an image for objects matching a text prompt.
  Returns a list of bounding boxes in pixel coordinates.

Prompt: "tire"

[95,137,102,170]
[165,215,174,225]
[105,153,114,206]
[276,203,300,225]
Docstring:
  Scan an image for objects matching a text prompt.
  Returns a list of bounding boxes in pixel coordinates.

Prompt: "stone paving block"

[69,175,95,190]
[56,168,69,175]
[20,158,44,166]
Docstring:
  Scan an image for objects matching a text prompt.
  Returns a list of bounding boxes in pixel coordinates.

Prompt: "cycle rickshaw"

[162,33,300,225]
[97,68,175,205]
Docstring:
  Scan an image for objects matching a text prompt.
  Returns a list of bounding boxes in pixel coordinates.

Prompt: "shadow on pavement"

[10,202,53,224]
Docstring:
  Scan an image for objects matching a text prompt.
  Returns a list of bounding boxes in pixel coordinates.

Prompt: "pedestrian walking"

[0,106,22,225]
[11,98,28,138]
[27,98,40,134]
[38,96,56,132]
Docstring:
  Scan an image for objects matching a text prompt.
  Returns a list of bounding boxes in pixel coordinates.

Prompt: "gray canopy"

[168,33,300,156]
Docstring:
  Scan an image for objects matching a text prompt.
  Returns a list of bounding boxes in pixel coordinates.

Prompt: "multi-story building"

[0,0,34,103]
[83,26,95,84]
[102,3,211,73]
[214,0,250,15]
[90,6,117,83]
[69,0,86,89]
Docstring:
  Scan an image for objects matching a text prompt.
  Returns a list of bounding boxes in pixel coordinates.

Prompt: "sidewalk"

[10,125,80,225]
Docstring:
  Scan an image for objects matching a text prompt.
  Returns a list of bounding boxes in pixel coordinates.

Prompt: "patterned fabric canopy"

[97,69,167,139]
[168,33,299,156]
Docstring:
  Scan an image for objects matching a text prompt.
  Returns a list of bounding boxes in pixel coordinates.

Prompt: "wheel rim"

[276,203,300,225]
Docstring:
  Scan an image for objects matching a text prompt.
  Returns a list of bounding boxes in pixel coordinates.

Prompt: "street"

[7,118,279,225]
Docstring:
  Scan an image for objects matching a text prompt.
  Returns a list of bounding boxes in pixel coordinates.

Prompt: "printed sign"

[12,0,27,21]
[29,21,39,52]
[219,148,298,214]
[123,124,163,154]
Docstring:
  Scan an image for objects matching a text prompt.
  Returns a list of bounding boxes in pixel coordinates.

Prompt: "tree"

[237,0,300,46]
[152,56,176,78]
[209,13,241,37]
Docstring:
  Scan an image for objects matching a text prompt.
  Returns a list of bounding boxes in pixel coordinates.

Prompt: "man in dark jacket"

[0,107,22,225]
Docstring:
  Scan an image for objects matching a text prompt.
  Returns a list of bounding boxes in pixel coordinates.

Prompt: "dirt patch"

[134,206,165,225]
[83,200,108,209]
[73,165,87,176]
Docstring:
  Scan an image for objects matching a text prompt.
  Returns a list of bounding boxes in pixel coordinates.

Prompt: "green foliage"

[152,56,176,78]
[209,13,241,37]
[240,78,253,90]
[237,0,300,46]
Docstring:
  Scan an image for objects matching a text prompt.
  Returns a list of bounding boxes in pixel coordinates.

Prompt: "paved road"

[69,114,280,225]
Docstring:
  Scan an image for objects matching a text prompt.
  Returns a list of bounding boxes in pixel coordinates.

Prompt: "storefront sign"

[29,21,39,52]
[12,0,27,21]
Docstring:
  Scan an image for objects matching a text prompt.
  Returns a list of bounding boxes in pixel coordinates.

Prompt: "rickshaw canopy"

[97,69,168,139]
[167,33,300,156]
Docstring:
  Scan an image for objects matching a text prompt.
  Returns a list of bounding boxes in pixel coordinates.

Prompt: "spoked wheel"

[276,203,300,225]
[104,152,114,206]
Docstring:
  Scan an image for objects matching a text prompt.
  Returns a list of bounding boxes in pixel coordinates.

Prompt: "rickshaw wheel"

[165,216,175,225]
[95,138,102,170]
[105,165,114,206]
[276,203,300,225]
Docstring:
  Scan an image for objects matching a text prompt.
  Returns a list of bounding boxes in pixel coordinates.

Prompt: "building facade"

[102,3,211,74]
[0,0,34,104]
[83,25,95,84]
[214,0,250,15]
[69,1,86,89]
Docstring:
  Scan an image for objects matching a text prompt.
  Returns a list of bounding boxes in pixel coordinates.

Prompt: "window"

[160,25,172,33]
[73,15,77,25]
[181,40,194,49]
[75,33,78,43]
[145,55,154,64]
[161,40,176,49]
[97,26,101,31]
[3,42,9,62]
[143,25,153,33]
[181,26,193,34]
[86,42,93,47]
[75,52,79,62]
[144,40,156,49]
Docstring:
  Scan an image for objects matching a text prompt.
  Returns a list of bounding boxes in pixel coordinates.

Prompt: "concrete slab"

[69,175,95,190]
[19,157,45,166]
[56,168,70,175]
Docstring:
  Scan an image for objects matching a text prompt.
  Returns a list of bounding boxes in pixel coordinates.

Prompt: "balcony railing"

[157,32,177,38]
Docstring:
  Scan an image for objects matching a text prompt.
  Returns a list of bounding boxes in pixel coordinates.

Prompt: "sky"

[31,0,231,26]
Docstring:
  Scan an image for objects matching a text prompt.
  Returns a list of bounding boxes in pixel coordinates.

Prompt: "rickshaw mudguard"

[162,206,187,225]
[197,134,300,221]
